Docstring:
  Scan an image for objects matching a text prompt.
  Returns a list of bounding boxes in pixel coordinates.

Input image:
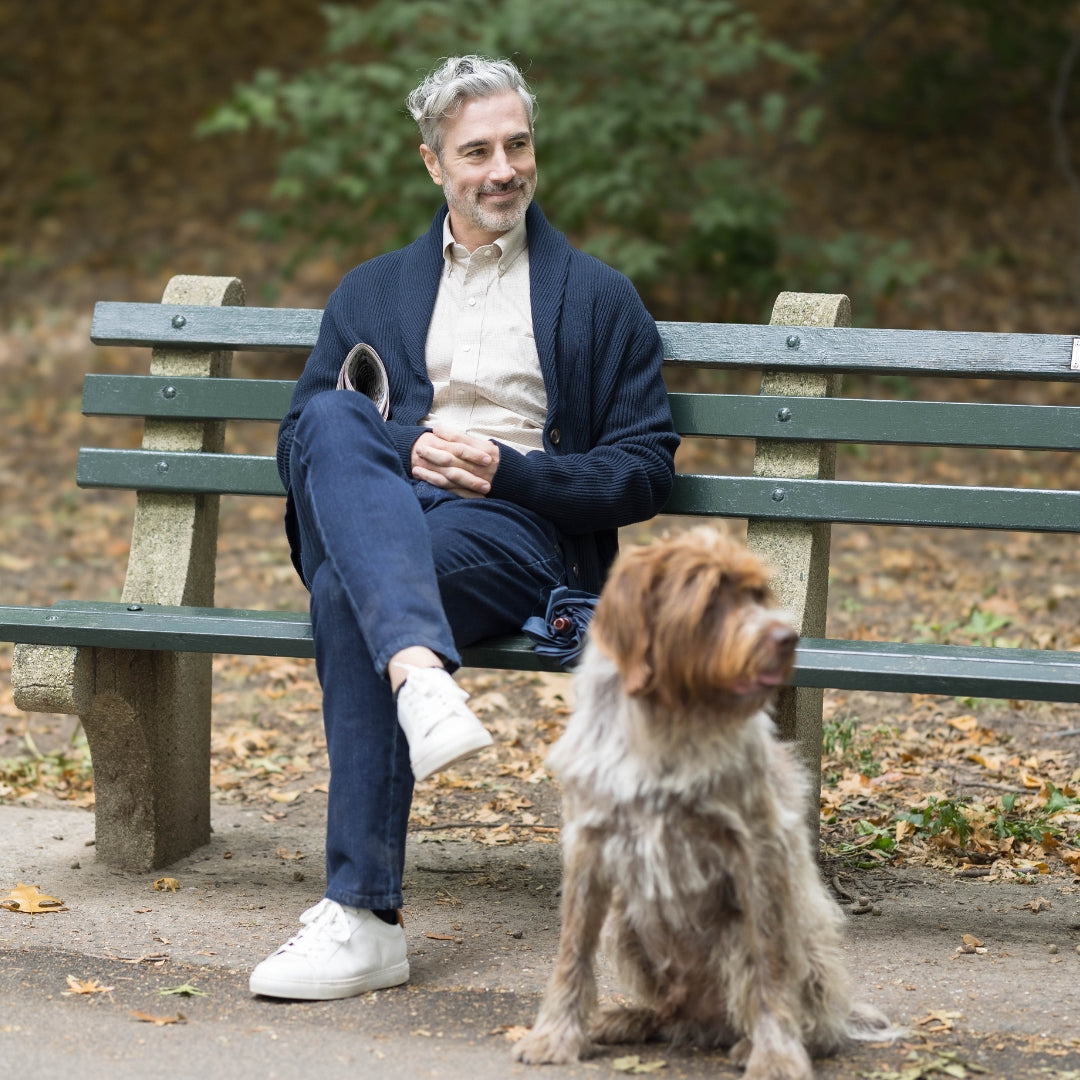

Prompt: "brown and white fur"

[513,528,893,1079]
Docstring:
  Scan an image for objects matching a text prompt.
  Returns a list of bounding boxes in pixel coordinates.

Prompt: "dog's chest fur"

[549,645,802,917]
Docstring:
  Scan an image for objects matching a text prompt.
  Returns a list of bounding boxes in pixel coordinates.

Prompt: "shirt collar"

[442,215,528,276]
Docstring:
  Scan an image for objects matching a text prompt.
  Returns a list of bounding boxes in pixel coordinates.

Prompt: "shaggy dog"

[513,528,892,1079]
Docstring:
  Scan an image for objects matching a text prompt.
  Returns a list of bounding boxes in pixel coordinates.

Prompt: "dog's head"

[590,527,797,715]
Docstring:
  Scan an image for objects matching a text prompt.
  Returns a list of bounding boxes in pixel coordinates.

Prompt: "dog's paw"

[590,1005,662,1045]
[512,1024,592,1065]
[740,1039,813,1080]
[729,1036,753,1068]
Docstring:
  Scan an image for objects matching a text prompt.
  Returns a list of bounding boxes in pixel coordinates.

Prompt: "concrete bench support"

[746,291,848,836]
[12,275,244,869]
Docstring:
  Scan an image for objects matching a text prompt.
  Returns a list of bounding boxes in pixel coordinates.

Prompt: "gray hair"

[406,55,536,158]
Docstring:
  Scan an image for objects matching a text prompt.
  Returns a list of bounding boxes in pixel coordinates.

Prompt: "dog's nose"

[770,625,798,652]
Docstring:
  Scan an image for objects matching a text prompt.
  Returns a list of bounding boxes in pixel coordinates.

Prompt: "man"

[250,55,678,1001]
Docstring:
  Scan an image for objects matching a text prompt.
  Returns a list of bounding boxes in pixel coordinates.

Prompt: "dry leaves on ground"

[0,882,67,913]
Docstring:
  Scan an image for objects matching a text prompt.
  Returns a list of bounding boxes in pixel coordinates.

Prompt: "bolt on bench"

[2,275,1079,870]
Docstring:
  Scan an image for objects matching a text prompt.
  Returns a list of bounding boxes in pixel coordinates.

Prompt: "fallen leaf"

[62,975,113,995]
[158,983,206,997]
[0,882,68,913]
[947,715,978,732]
[268,790,300,803]
[612,1055,668,1074]
[130,1010,186,1026]
[1022,897,1052,913]
[0,553,34,572]
[274,847,305,860]
[152,877,179,892]
[499,1024,530,1041]
[916,1009,963,1032]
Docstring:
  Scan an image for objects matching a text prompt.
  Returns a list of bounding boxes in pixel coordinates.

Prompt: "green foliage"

[913,604,1013,647]
[198,0,822,316]
[779,233,931,325]
[897,795,975,846]
[822,715,884,778]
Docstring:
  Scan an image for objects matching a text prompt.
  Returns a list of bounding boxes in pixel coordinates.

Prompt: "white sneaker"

[396,666,493,781]
[249,898,408,1000]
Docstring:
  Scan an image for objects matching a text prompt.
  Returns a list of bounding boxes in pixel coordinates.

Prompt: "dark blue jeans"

[288,391,565,910]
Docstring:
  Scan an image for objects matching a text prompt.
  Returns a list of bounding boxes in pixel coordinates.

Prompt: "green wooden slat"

[460,634,565,672]
[794,637,1080,702]
[74,449,1080,529]
[667,394,1080,450]
[0,602,557,671]
[665,474,1080,532]
[0,602,314,656]
[92,301,1080,380]
[3,604,1077,701]
[661,322,1080,379]
[82,374,295,421]
[91,302,322,352]
[77,448,284,496]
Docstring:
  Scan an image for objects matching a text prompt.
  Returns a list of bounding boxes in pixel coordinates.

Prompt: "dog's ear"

[590,547,657,697]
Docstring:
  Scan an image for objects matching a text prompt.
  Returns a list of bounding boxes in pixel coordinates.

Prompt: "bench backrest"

[84,301,1080,534]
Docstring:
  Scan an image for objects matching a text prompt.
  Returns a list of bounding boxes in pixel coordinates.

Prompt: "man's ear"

[419,144,443,186]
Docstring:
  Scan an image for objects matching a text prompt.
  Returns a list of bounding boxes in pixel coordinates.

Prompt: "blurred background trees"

[3,0,1080,328]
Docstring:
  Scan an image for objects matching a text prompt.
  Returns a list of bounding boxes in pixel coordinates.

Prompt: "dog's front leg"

[513,825,610,1065]
[728,841,814,1080]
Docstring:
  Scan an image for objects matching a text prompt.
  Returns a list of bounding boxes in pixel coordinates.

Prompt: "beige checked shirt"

[423,216,547,456]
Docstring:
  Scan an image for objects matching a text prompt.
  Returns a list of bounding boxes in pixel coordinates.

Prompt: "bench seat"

[4,601,1078,702]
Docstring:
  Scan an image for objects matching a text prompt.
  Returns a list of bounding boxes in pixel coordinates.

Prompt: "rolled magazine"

[336,342,390,419]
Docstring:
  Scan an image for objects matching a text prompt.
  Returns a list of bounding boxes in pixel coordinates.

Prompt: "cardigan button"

[550,427,561,445]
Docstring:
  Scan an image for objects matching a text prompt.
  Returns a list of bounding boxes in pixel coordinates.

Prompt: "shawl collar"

[523,203,571,423]
[397,206,449,383]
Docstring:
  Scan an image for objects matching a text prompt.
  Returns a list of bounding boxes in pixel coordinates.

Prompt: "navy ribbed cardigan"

[277,203,679,595]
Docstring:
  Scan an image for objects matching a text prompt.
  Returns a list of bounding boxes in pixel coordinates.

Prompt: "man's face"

[419,90,537,251]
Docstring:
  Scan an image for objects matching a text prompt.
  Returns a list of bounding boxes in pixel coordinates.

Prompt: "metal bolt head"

[771,488,786,502]
[127,604,143,612]
[161,385,177,399]
[155,460,169,474]
[171,313,187,329]
[785,334,800,349]
[777,407,792,422]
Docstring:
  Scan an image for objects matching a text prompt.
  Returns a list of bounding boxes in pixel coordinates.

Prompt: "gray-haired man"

[250,55,677,1000]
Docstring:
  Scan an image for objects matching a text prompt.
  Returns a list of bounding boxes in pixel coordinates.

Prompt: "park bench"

[2,276,1079,871]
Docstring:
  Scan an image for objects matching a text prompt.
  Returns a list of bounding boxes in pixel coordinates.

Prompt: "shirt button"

[468,297,477,307]
[571,562,581,578]
[550,428,561,444]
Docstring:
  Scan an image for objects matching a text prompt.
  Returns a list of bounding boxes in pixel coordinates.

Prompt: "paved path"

[2,803,1079,1078]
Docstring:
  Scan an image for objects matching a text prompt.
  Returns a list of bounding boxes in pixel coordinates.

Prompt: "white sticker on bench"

[1072,338,1080,371]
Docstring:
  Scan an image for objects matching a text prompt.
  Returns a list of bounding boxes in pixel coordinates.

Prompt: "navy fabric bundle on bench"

[1,277,1078,869]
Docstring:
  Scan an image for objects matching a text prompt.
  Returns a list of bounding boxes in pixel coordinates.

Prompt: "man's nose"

[488,148,515,182]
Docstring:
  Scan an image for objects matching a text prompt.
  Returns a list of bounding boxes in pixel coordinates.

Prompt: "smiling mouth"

[479,182,525,199]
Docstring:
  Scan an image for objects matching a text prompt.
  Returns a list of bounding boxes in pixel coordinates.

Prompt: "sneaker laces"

[403,669,474,739]
[400,666,469,707]
[275,898,354,957]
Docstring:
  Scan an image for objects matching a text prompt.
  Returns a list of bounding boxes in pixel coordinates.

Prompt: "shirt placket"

[450,248,498,425]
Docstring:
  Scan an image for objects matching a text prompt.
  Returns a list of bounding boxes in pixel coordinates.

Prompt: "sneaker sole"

[249,958,410,1000]
[411,729,493,782]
